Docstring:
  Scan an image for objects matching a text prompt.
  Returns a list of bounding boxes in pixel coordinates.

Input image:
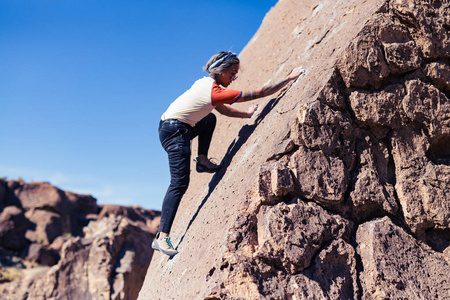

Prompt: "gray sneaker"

[152,233,179,256]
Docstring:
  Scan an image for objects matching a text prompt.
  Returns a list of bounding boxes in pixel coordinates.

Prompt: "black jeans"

[158,113,217,233]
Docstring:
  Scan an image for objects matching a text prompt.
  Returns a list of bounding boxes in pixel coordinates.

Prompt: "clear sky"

[0,0,278,210]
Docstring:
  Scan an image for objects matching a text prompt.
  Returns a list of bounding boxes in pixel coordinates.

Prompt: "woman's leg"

[192,113,217,157]
[158,120,192,234]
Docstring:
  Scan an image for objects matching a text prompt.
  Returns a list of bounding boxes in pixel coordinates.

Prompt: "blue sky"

[0,0,277,210]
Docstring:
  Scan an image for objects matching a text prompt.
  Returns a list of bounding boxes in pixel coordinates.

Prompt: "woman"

[153,51,303,256]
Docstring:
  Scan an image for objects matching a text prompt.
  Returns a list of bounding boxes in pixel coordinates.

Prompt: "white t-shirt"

[161,77,242,127]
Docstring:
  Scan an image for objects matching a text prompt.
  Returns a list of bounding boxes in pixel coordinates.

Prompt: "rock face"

[139,0,449,299]
[0,179,160,300]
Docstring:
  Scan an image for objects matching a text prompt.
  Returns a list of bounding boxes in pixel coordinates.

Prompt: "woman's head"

[204,51,240,87]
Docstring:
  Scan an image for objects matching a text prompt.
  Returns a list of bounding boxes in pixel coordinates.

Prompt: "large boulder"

[64,190,98,215]
[0,206,31,250]
[14,182,67,213]
[25,209,63,245]
[138,0,450,299]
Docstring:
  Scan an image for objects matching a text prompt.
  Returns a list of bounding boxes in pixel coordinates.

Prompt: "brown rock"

[98,204,161,233]
[14,181,67,213]
[13,181,99,236]
[64,190,98,215]
[349,135,398,222]
[377,13,422,74]
[425,61,450,92]
[6,180,20,191]
[49,235,71,253]
[391,128,450,235]
[289,146,348,206]
[317,69,347,110]
[24,242,59,266]
[349,84,405,132]
[0,206,30,250]
[258,161,294,204]
[389,0,450,58]
[337,16,390,89]
[383,40,422,73]
[286,239,359,300]
[403,79,450,138]
[254,200,352,273]
[291,100,356,168]
[25,209,63,245]
[0,179,6,205]
[0,179,157,300]
[357,217,450,299]
[209,199,355,299]
[266,138,296,161]
[17,216,155,300]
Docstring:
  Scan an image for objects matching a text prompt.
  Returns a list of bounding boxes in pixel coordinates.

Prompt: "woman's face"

[219,64,239,87]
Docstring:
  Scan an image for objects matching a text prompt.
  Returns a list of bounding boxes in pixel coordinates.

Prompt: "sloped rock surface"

[0,179,159,300]
[138,0,449,299]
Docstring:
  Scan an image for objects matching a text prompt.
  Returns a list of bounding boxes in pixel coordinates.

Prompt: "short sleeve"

[211,82,242,106]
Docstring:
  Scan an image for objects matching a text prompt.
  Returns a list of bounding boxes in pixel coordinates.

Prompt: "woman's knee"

[170,175,190,192]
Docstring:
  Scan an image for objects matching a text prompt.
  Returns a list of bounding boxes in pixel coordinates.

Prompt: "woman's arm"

[215,104,258,118]
[238,67,304,102]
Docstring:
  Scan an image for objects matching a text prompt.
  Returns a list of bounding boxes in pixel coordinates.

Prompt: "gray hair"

[203,51,240,80]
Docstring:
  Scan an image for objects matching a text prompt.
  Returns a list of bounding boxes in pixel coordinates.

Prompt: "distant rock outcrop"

[139,0,449,299]
[0,179,159,300]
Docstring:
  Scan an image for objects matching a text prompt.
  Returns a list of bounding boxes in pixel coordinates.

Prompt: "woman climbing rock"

[152,51,303,256]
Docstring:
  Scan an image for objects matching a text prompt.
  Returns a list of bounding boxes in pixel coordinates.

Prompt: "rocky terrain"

[0,179,160,300]
[139,0,449,299]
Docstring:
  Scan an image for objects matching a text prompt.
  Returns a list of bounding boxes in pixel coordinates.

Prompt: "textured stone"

[0,180,6,206]
[254,200,351,273]
[337,16,390,89]
[0,180,157,300]
[286,239,358,300]
[258,161,294,203]
[425,61,450,92]
[389,0,450,58]
[64,190,98,215]
[349,84,405,132]
[403,79,450,138]
[25,209,63,245]
[390,128,450,235]
[349,135,398,222]
[24,242,59,266]
[317,69,347,110]
[290,146,348,206]
[14,181,67,213]
[292,100,356,169]
[357,217,450,299]
[9,216,155,300]
[0,206,30,250]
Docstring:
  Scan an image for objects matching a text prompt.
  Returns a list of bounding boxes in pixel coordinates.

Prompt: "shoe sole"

[196,165,222,173]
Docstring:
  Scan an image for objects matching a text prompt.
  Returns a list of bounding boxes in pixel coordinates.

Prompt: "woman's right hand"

[287,66,305,81]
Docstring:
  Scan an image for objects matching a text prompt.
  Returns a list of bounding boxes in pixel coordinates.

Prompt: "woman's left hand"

[247,104,258,118]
